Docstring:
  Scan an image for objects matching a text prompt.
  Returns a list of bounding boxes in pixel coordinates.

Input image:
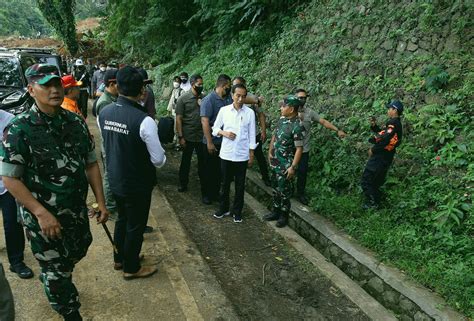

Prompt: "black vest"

[99,96,157,196]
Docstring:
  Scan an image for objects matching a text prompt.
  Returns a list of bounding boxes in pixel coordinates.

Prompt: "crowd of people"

[0,59,403,320]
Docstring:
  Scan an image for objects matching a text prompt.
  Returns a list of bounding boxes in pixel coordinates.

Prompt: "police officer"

[0,64,109,321]
[264,95,305,228]
[361,100,403,209]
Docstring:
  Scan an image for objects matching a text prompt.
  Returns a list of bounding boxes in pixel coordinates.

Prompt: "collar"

[30,104,64,125]
[116,96,147,113]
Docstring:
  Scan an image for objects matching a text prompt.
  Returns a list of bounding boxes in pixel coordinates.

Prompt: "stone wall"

[245,170,466,321]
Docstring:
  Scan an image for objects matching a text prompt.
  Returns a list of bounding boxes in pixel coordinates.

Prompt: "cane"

[92,203,118,254]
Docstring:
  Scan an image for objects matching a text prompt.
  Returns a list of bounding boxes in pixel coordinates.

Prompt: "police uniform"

[0,104,96,316]
[269,116,304,221]
[361,108,403,207]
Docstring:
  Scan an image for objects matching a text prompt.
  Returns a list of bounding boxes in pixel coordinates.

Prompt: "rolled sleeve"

[211,109,224,137]
[0,162,24,178]
[86,150,97,164]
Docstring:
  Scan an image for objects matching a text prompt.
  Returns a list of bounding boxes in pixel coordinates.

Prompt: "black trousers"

[361,155,393,203]
[178,141,205,195]
[0,191,25,267]
[296,152,310,196]
[0,264,14,321]
[202,143,221,201]
[219,160,248,215]
[254,133,270,182]
[78,89,88,118]
[113,191,152,273]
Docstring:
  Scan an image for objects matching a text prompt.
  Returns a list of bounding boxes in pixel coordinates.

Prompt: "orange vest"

[61,97,83,117]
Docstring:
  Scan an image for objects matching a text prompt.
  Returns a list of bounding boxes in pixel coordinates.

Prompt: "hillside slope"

[141,0,474,316]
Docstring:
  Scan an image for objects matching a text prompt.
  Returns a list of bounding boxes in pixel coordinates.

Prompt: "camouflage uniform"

[269,116,304,214]
[0,104,96,316]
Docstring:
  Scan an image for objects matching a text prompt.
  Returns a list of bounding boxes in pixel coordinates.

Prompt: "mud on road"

[156,149,369,321]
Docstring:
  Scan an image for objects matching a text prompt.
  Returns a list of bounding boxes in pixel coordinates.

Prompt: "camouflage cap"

[25,64,61,85]
[283,95,302,107]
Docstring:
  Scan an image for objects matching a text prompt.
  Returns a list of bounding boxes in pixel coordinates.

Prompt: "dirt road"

[0,103,369,320]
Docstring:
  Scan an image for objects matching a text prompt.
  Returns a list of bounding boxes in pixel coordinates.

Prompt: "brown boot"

[123,266,157,280]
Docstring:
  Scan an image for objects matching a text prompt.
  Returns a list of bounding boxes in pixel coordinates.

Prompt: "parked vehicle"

[0,47,64,115]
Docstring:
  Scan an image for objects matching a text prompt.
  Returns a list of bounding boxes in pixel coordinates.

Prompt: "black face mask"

[194,85,203,95]
[181,78,188,83]
[298,97,307,106]
[224,86,231,96]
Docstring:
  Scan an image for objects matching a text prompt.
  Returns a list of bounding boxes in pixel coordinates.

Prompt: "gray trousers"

[0,263,14,321]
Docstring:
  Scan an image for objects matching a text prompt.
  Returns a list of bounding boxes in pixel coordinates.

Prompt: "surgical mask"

[100,67,106,72]
[194,85,203,95]
[173,82,180,88]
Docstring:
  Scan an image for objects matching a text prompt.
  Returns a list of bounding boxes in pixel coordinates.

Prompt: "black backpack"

[158,116,175,144]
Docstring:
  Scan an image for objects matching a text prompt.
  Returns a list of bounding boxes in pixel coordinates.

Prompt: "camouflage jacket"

[270,116,304,170]
[0,104,96,219]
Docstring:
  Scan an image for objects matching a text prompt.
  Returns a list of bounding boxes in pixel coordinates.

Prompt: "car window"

[0,57,22,88]
[35,56,61,71]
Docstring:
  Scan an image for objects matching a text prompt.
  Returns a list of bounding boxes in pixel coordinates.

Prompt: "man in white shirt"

[212,84,256,222]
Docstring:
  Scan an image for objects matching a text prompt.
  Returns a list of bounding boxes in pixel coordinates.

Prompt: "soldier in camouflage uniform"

[264,95,304,228]
[0,64,109,321]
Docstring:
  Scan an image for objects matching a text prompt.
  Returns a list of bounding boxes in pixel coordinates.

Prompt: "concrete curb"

[245,170,467,321]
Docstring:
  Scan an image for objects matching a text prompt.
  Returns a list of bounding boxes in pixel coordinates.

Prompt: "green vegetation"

[35,0,78,54]
[104,0,473,316]
[0,0,52,37]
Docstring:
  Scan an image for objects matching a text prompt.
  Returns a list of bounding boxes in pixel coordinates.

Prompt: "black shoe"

[276,212,289,228]
[263,178,271,187]
[63,310,82,321]
[178,186,188,192]
[202,196,212,205]
[10,263,34,279]
[144,226,154,233]
[298,194,309,205]
[233,214,243,223]
[263,211,280,221]
[213,210,230,219]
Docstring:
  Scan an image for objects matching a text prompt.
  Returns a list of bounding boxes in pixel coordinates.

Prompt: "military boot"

[276,211,289,228]
[263,208,280,221]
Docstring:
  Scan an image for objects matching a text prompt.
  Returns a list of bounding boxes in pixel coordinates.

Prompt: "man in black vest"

[98,66,166,279]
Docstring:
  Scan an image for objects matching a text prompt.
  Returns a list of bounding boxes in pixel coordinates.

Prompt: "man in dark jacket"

[99,66,166,279]
[361,100,403,209]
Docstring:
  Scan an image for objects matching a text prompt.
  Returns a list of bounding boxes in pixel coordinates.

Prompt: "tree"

[36,0,78,54]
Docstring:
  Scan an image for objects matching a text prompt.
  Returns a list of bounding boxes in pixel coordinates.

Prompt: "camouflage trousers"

[270,167,294,214]
[22,207,92,316]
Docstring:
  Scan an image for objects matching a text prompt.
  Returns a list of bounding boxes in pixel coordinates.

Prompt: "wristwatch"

[291,165,298,170]
[178,135,184,139]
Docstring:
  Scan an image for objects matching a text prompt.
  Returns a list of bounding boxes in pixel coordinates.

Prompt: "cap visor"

[37,75,61,85]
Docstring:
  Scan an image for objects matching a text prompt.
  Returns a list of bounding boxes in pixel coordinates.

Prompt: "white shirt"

[212,104,257,162]
[180,81,191,92]
[0,110,14,195]
[140,117,167,168]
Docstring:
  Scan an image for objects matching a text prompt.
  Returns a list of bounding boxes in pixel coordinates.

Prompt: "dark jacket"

[99,96,157,196]
[369,117,403,159]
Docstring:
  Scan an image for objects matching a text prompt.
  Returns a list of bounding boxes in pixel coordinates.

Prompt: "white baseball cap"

[75,59,84,66]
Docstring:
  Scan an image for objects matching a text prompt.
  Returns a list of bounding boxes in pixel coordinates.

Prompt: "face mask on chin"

[173,82,180,88]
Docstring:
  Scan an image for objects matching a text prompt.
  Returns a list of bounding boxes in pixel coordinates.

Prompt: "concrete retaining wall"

[245,170,466,321]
